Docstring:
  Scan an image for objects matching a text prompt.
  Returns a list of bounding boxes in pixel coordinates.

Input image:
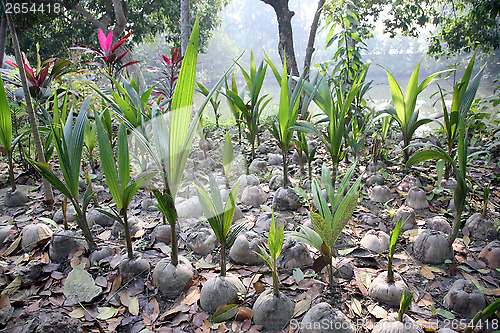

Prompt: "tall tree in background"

[0,11,6,67]
[260,0,300,77]
[383,0,500,56]
[180,0,190,54]
[322,0,499,57]
[303,0,325,77]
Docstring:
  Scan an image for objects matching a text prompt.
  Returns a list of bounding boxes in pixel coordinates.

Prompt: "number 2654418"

[5,2,61,15]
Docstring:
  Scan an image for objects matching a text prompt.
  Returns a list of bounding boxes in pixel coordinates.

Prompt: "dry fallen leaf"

[417,292,435,307]
[97,307,118,320]
[1,234,21,257]
[1,276,21,296]
[0,294,10,309]
[97,230,111,241]
[95,276,108,288]
[150,297,160,322]
[351,297,362,317]
[111,275,122,293]
[253,281,265,294]
[133,229,145,238]
[367,304,387,319]
[68,307,85,319]
[129,296,139,316]
[483,288,500,296]
[236,306,253,321]
[120,291,132,307]
[293,293,311,318]
[181,287,200,306]
[420,265,435,279]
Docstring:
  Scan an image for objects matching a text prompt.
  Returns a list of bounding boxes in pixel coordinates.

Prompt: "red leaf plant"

[153,48,183,107]
[72,28,140,79]
[2,52,71,101]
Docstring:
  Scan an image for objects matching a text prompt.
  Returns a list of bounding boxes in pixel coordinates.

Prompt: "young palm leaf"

[96,115,155,259]
[288,162,362,289]
[195,175,241,276]
[222,132,234,189]
[293,73,362,189]
[388,217,403,283]
[255,212,285,296]
[0,77,12,160]
[266,56,303,188]
[83,117,98,174]
[398,289,414,322]
[383,62,446,164]
[28,97,96,250]
[482,184,490,218]
[0,77,27,192]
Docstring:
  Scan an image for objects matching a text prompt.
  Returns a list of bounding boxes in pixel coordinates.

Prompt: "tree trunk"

[0,11,7,67]
[303,0,325,77]
[180,0,190,55]
[2,1,54,205]
[261,0,299,77]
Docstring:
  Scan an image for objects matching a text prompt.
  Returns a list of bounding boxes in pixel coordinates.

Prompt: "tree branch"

[303,0,325,77]
[61,1,108,29]
[112,0,127,37]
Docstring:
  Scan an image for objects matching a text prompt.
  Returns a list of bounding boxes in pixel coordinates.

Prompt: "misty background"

[134,0,500,127]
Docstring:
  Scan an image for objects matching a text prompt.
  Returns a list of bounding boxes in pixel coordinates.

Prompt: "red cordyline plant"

[73,28,140,79]
[153,48,183,108]
[3,52,71,101]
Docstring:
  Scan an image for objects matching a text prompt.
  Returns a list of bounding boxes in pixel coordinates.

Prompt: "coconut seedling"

[293,131,317,181]
[436,50,479,179]
[293,72,362,191]
[225,52,271,160]
[266,55,304,189]
[373,289,422,333]
[195,175,245,313]
[368,217,409,307]
[398,287,413,322]
[407,53,485,245]
[225,74,243,145]
[383,62,445,165]
[196,81,222,128]
[96,117,155,263]
[29,97,96,251]
[253,212,294,331]
[0,76,29,207]
[288,162,363,290]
